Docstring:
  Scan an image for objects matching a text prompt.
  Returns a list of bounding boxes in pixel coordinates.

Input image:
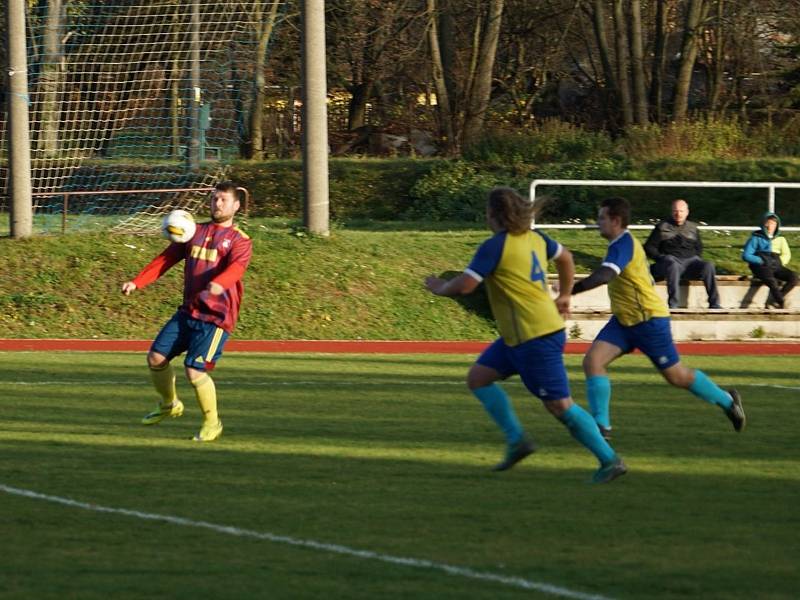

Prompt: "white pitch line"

[0,483,611,600]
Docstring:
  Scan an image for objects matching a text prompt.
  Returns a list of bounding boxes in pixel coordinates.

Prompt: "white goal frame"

[529,179,800,231]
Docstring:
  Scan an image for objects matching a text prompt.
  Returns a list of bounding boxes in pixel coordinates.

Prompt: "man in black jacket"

[644,199,722,309]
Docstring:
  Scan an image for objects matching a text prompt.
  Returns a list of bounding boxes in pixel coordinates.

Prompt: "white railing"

[529,179,800,231]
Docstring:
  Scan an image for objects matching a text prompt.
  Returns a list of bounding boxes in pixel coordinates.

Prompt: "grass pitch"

[1,351,799,599]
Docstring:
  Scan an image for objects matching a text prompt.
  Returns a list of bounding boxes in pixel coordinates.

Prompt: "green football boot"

[141,399,184,425]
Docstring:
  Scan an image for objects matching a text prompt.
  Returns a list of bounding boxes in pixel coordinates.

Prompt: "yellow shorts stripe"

[205,327,225,363]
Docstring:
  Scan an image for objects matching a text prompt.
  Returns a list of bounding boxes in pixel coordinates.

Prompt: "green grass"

[2,220,797,340]
[2,351,799,599]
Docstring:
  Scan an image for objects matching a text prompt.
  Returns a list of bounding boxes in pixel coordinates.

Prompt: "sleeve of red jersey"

[212,234,253,290]
[131,243,185,289]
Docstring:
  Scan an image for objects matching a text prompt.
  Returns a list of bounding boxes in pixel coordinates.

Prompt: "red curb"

[0,339,798,354]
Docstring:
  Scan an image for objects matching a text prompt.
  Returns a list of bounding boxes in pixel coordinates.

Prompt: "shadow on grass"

[437,270,494,326]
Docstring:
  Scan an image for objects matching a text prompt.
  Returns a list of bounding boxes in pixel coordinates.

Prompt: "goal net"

[1,1,283,234]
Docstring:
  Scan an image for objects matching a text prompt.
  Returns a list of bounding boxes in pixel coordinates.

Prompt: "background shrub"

[463,120,616,165]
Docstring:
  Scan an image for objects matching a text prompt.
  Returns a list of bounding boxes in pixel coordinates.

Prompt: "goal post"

[1,1,283,236]
[529,179,800,232]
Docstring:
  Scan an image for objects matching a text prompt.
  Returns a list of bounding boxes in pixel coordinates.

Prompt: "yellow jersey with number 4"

[465,230,565,346]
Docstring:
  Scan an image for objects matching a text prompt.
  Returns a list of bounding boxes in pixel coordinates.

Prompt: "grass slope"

[3,220,796,340]
[1,352,798,599]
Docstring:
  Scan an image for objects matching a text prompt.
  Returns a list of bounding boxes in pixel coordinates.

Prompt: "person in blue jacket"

[742,212,798,309]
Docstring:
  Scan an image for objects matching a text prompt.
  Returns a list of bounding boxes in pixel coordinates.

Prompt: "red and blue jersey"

[132,222,253,332]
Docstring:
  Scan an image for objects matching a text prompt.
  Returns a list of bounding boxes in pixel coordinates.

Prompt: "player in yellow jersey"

[572,197,745,441]
[425,187,626,483]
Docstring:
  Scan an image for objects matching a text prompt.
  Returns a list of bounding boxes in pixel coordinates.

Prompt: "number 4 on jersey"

[530,252,546,289]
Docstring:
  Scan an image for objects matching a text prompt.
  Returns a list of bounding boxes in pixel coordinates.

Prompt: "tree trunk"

[649,0,669,123]
[439,0,458,118]
[347,81,372,131]
[612,0,633,127]
[673,0,709,122]
[589,0,619,121]
[708,0,725,113]
[462,0,504,148]
[38,0,65,157]
[170,4,182,159]
[426,0,455,153]
[249,1,282,160]
[629,0,649,125]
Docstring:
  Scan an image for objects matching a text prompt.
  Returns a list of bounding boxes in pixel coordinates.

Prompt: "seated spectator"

[644,199,722,309]
[742,212,798,309]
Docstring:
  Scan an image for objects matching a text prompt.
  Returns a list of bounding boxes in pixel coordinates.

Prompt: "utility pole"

[6,0,34,238]
[301,0,329,235]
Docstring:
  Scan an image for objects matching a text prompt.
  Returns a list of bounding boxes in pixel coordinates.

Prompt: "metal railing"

[529,179,800,231]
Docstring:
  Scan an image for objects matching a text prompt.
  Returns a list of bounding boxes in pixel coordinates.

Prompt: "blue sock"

[560,404,616,465]
[689,370,732,410]
[586,375,611,428]
[472,384,524,445]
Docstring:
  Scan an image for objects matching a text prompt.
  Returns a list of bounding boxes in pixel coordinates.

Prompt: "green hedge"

[229,157,800,226]
[229,158,438,220]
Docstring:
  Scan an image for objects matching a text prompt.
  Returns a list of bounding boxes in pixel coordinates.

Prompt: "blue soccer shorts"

[477,329,571,402]
[596,315,680,370]
[151,311,230,371]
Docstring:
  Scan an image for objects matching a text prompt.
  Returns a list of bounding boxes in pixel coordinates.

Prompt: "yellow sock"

[149,363,177,405]
[190,373,218,425]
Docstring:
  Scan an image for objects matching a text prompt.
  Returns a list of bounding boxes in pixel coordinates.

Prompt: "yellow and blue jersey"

[602,231,669,326]
[465,230,564,346]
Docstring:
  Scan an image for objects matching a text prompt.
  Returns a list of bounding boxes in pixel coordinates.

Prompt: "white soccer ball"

[161,209,196,243]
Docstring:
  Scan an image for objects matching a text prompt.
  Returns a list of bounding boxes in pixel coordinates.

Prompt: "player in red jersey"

[121,181,253,441]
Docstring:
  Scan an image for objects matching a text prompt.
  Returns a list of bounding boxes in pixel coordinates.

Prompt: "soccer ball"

[161,209,196,243]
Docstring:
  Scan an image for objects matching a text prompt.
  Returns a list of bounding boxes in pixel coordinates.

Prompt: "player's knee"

[663,365,691,388]
[544,397,572,418]
[582,352,602,376]
[185,366,207,384]
[466,365,497,390]
[147,352,168,370]
[466,370,483,390]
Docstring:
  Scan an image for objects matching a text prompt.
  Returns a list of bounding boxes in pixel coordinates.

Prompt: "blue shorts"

[596,316,680,370]
[151,311,230,371]
[477,329,571,402]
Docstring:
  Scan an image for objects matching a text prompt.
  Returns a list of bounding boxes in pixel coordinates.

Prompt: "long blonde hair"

[487,187,535,234]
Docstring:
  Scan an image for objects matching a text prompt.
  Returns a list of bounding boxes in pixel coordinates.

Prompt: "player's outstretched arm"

[121,281,137,295]
[571,266,617,295]
[425,273,480,297]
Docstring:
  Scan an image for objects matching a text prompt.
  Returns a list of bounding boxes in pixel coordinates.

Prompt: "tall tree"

[673,0,710,122]
[588,0,619,123]
[611,0,633,126]
[648,0,670,123]
[461,0,504,147]
[628,0,648,125]
[426,0,455,152]
[244,0,283,160]
[36,0,66,157]
[327,0,423,132]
